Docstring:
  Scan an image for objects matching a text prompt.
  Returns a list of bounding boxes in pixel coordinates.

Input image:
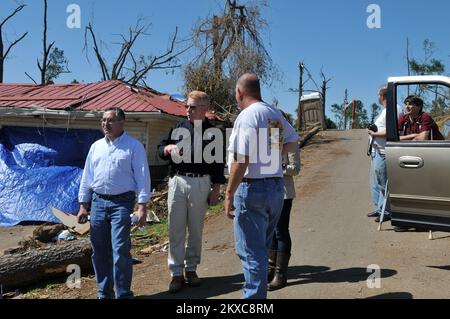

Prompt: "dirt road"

[12,130,450,299]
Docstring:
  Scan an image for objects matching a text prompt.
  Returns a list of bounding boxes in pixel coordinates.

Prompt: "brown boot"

[268,250,277,282]
[268,252,290,291]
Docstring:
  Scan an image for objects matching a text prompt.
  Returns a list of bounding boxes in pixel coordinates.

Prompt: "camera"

[367,124,378,156]
[368,123,378,132]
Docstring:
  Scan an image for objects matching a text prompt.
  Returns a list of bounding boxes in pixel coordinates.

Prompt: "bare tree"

[184,0,278,115]
[289,63,333,129]
[34,0,70,85]
[0,4,28,83]
[37,0,53,85]
[84,19,189,86]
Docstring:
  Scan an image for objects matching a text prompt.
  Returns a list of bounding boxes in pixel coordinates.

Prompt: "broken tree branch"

[0,4,27,83]
[3,32,28,60]
[24,72,37,84]
[84,22,110,81]
[0,4,26,29]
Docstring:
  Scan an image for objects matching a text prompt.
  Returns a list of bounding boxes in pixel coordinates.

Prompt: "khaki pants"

[167,175,211,276]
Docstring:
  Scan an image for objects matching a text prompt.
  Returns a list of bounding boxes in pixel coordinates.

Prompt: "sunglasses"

[187,104,207,109]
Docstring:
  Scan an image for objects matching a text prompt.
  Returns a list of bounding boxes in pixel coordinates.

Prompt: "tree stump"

[0,239,92,289]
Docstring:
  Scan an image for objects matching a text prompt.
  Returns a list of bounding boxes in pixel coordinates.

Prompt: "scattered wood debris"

[138,241,169,255]
[32,223,65,243]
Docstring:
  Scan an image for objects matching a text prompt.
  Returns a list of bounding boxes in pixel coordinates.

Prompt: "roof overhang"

[0,106,184,122]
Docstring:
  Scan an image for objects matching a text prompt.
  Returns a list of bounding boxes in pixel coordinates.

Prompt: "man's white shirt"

[371,105,403,155]
[78,132,151,204]
[227,101,298,178]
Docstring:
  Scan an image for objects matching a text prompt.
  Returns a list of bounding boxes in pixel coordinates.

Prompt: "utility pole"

[296,62,305,131]
[321,79,327,122]
[343,89,348,130]
[351,100,357,129]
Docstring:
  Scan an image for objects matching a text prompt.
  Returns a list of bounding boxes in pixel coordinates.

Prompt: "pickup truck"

[386,75,450,232]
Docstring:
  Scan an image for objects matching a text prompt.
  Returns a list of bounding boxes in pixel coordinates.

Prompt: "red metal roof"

[0,80,219,120]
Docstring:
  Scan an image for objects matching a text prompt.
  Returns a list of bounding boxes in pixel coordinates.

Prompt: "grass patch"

[130,219,169,253]
[206,201,224,216]
[130,200,224,252]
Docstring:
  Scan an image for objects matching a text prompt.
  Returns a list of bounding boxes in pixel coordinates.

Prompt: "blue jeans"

[233,179,284,299]
[370,151,390,215]
[271,199,293,253]
[90,191,135,299]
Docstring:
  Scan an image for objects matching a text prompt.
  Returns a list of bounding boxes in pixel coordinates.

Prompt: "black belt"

[94,191,134,200]
[242,177,282,183]
[174,171,207,178]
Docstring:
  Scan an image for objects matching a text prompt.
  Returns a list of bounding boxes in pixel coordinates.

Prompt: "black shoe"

[375,215,391,223]
[367,211,379,218]
[185,271,201,287]
[394,226,410,232]
[168,276,184,293]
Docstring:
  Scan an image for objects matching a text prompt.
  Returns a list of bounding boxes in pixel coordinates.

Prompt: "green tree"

[354,101,370,129]
[325,116,337,129]
[331,103,344,129]
[45,47,70,83]
[331,101,369,129]
[409,40,445,76]
[430,97,447,118]
[408,39,447,115]
[370,103,380,123]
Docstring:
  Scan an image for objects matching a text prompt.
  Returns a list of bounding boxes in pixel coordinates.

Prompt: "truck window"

[396,84,450,141]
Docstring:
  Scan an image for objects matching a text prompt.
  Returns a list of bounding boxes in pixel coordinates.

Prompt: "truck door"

[385,76,450,231]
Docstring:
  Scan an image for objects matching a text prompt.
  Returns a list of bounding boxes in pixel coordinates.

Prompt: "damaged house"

[0,80,218,226]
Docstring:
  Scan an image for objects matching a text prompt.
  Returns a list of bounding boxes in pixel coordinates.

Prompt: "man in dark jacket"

[158,91,225,293]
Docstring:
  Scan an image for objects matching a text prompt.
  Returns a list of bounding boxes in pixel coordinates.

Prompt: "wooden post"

[343,89,348,130]
[296,62,304,131]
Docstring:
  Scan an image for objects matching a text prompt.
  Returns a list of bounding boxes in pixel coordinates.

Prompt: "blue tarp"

[0,126,103,227]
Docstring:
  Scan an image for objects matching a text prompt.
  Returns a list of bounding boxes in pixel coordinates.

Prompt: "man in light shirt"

[225,74,298,299]
[158,91,225,294]
[77,107,151,299]
[367,86,390,223]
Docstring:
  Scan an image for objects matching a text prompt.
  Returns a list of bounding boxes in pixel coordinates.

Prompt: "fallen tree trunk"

[0,239,92,289]
[299,126,321,148]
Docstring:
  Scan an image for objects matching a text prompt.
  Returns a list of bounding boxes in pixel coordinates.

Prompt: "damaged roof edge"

[0,106,185,122]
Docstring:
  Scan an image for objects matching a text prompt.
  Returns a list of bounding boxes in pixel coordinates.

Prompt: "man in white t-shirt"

[225,73,298,299]
[367,86,391,222]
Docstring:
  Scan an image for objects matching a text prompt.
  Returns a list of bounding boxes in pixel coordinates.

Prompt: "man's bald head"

[237,73,261,98]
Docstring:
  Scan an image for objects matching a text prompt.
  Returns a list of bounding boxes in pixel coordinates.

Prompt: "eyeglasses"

[101,118,123,124]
